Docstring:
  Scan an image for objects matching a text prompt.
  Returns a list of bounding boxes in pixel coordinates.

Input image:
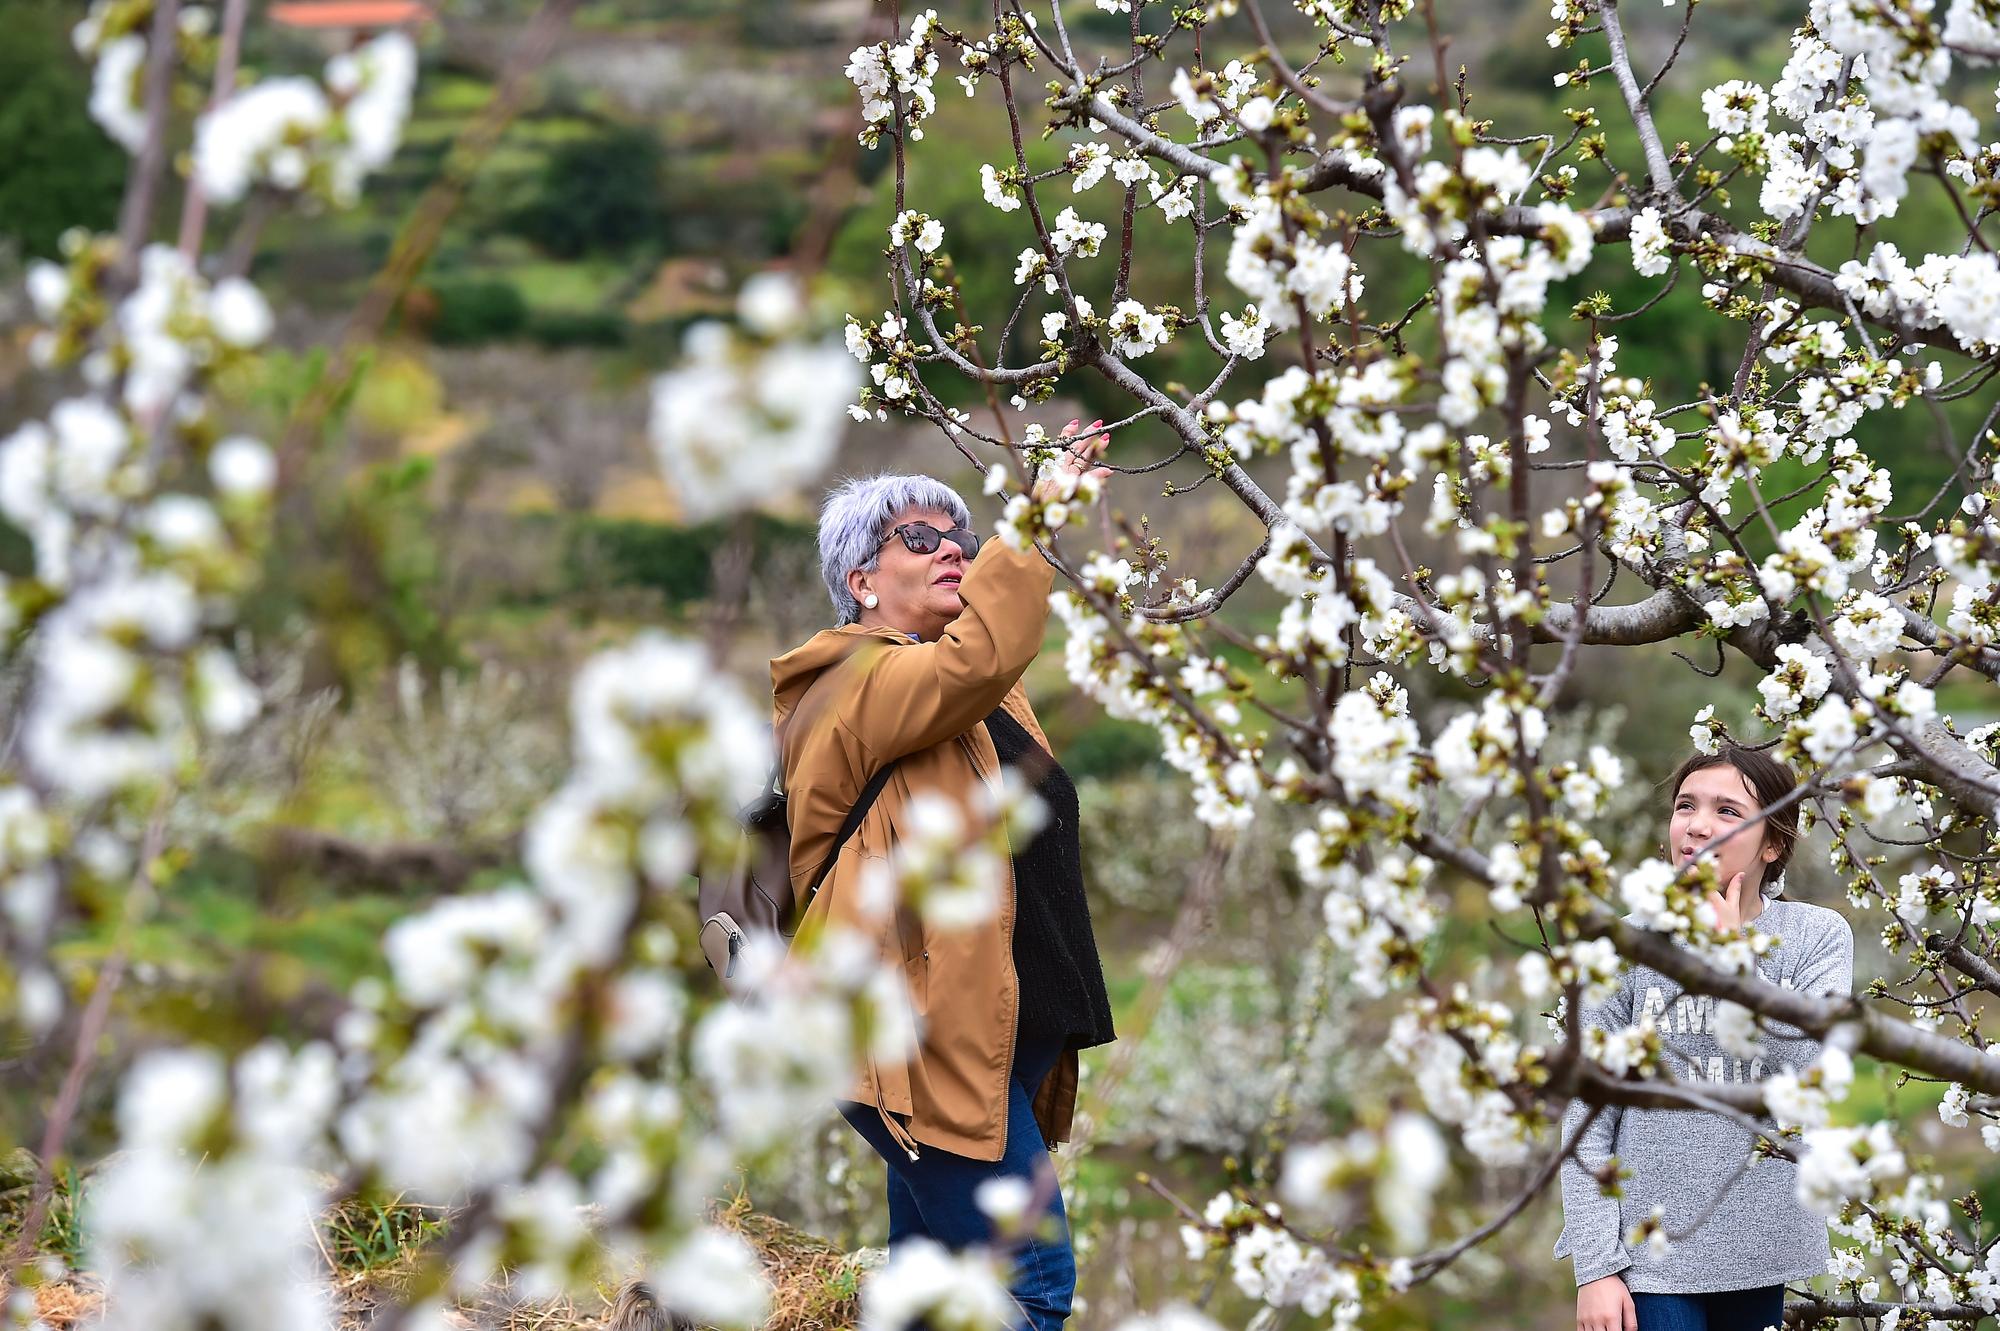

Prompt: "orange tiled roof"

[269,1,432,27]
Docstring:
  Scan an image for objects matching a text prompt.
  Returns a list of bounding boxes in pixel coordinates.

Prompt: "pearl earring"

[863,593,879,609]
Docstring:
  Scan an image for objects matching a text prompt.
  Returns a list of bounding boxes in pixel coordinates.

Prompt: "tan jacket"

[768,540,1075,1163]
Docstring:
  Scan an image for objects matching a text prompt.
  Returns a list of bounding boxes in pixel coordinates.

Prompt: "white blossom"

[1631,207,1672,277]
[1220,305,1270,359]
[861,1240,1014,1331]
[650,321,855,520]
[1108,299,1171,356]
[88,34,149,153]
[651,1228,771,1329]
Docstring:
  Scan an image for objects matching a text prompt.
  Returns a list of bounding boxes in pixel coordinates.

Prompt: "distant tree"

[426,277,530,344]
[507,123,667,259]
[0,3,125,257]
[437,345,640,511]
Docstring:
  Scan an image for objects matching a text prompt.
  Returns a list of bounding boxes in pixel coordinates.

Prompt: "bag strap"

[803,758,899,904]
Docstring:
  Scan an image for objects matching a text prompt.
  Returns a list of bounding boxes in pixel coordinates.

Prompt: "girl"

[1556,745,1854,1331]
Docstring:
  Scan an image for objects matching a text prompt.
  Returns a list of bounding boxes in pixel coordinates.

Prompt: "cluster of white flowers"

[0,240,277,1041]
[56,245,269,421]
[889,209,947,254]
[1703,79,1771,138]
[952,17,1032,100]
[650,277,857,519]
[3,201,299,1331]
[88,1044,341,1328]
[847,9,941,148]
[1219,304,1270,359]
[1797,1122,1907,1215]
[990,430,1107,552]
[72,3,222,152]
[1851,243,2000,351]
[1066,139,1112,191]
[1222,176,1364,333]
[1049,206,1109,258]
[1150,173,1199,222]
[191,31,416,207]
[1380,143,1531,258]
[1037,295,1096,347]
[1107,299,1172,357]
[1312,845,1440,996]
[1385,1004,1538,1168]
[979,162,1021,212]
[85,31,150,153]
[1617,860,1685,933]
[1760,132,1830,221]
[1279,1115,1448,1250]
[28,235,274,413]
[1043,579,1262,830]
[1248,519,1418,671]
[1179,1194,1364,1325]
[1556,746,1626,816]
[1168,60,1262,132]
[1630,206,1672,277]
[1756,643,1834,722]
[857,776,1042,930]
[1013,207,1110,294]
[24,568,258,802]
[0,195,291,1109]
[1435,695,1548,800]
[1718,0,1991,232]
[1595,387,1677,464]
[861,1241,1015,1331]
[1228,1221,1361,1322]
[1575,460,1661,572]
[644,1229,771,1329]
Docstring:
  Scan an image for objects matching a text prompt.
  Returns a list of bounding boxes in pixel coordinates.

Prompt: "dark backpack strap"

[803,758,899,904]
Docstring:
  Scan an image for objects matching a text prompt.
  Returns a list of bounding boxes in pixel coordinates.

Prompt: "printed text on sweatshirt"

[1554,899,1855,1294]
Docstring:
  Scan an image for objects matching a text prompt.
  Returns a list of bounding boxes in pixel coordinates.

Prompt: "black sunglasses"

[878,521,980,559]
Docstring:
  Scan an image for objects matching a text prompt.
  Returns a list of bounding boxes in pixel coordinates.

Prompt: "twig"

[2,803,170,1281]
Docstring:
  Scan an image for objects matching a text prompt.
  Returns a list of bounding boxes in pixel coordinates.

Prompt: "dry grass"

[713,1193,864,1331]
[0,1274,104,1330]
[2,1149,862,1331]
[334,1264,618,1331]
[329,1193,865,1330]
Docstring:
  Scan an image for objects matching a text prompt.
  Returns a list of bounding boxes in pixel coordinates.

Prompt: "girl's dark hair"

[1662,746,1801,894]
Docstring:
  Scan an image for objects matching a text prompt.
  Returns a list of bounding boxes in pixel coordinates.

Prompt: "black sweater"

[984,705,1116,1054]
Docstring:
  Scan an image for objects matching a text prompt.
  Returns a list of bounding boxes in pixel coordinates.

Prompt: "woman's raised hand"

[1031,417,1112,503]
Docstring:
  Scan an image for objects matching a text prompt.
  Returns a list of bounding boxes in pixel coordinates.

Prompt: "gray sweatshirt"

[1554,899,1855,1293]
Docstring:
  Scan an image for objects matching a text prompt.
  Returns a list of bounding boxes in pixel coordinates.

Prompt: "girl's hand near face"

[1031,418,1112,503]
[1577,1275,1636,1331]
[1704,870,1749,932]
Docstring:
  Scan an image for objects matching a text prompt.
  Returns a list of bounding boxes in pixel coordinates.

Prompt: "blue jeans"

[1631,1286,1784,1331]
[839,1040,1074,1331]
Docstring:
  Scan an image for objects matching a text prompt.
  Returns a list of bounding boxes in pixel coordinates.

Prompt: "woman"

[1557,745,1855,1331]
[767,431,1117,1331]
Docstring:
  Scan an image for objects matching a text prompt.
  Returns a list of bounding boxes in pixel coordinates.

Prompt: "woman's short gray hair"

[818,473,973,624]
